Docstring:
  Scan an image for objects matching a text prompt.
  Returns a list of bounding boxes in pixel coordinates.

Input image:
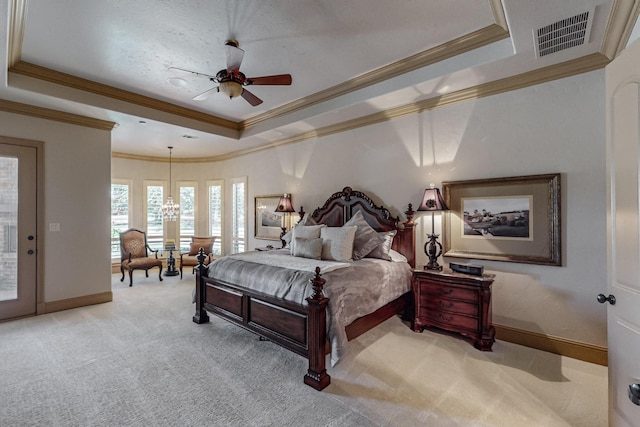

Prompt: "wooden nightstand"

[412,269,495,351]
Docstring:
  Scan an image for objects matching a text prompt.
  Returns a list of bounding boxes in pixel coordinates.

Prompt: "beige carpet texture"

[0,273,607,426]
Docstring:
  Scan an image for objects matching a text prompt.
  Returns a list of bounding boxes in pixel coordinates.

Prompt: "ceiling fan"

[169,40,292,106]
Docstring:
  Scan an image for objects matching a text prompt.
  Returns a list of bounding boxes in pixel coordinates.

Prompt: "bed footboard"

[192,250,330,390]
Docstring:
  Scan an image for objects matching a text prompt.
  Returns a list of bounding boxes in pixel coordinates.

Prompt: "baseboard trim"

[494,324,608,366]
[43,291,113,314]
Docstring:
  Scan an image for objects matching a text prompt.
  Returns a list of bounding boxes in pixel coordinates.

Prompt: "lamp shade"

[417,187,449,211]
[275,194,295,213]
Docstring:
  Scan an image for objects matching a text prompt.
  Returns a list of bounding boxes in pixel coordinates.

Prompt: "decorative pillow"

[389,249,408,263]
[292,237,323,260]
[320,226,357,261]
[343,210,385,260]
[366,230,397,261]
[291,224,325,254]
[298,213,318,226]
[189,238,215,255]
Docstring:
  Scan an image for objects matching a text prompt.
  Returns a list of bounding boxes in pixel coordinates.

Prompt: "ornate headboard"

[310,187,416,267]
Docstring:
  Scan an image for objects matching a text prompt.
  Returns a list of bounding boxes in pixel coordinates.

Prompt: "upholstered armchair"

[119,228,163,286]
[180,236,217,279]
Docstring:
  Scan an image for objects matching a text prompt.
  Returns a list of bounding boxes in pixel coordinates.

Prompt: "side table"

[412,269,495,351]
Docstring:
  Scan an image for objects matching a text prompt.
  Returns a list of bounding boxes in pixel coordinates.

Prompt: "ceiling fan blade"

[168,66,216,80]
[192,86,219,101]
[246,74,292,85]
[226,44,245,72]
[241,88,263,106]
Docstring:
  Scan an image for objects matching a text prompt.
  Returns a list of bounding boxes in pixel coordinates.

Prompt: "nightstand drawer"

[423,297,478,317]
[421,283,478,303]
[424,311,478,332]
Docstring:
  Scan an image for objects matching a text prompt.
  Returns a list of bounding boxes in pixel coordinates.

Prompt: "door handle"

[596,294,616,305]
[629,383,640,406]
[27,249,34,255]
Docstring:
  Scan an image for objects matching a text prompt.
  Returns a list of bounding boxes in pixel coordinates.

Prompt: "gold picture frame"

[254,195,283,240]
[442,173,561,266]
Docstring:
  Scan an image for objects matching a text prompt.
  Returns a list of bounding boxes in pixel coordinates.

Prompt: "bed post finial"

[196,247,207,267]
[405,203,415,225]
[309,266,326,299]
[305,267,330,390]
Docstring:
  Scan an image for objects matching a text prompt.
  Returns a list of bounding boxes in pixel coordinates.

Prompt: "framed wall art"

[442,173,561,266]
[254,194,283,240]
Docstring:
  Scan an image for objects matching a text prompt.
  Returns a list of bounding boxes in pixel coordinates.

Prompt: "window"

[111,180,132,259]
[208,180,224,255]
[178,182,197,250]
[2,225,17,253]
[144,180,165,251]
[231,177,246,253]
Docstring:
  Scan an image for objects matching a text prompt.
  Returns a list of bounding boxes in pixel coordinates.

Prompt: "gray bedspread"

[205,249,412,366]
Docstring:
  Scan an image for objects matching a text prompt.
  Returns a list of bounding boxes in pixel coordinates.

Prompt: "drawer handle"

[439,313,454,322]
[441,288,454,295]
[441,301,454,309]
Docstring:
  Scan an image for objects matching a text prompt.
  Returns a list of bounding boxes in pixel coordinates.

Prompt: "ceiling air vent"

[534,9,593,57]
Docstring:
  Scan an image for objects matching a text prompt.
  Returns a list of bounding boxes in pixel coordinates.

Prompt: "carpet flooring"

[0,273,607,426]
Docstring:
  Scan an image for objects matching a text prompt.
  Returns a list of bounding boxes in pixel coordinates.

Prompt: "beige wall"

[0,111,112,304]
[113,69,607,348]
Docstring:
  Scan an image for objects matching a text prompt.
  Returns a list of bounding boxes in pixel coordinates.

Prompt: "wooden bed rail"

[192,249,331,390]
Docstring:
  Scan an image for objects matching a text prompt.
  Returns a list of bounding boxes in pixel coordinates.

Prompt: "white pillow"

[291,224,325,254]
[320,226,357,261]
[388,249,408,263]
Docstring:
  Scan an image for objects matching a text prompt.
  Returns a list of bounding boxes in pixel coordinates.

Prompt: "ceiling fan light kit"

[174,39,292,106]
[219,80,243,99]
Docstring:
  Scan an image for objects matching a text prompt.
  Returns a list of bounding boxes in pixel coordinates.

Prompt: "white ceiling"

[1,0,639,159]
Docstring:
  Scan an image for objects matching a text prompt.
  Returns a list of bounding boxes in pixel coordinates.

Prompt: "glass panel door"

[0,156,18,302]
[0,142,38,321]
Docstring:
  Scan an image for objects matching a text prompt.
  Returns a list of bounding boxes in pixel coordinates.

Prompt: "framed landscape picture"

[254,195,283,240]
[442,174,561,266]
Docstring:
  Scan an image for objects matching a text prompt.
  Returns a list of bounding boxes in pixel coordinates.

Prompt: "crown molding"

[147,52,608,163]
[111,151,215,163]
[489,0,509,31]
[0,98,116,130]
[8,61,240,132]
[6,18,509,137]
[240,23,510,130]
[7,0,27,67]
[602,0,640,58]
[7,52,611,159]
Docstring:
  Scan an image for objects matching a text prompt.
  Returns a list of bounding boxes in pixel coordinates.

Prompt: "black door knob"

[629,383,640,406]
[28,235,34,240]
[27,249,34,255]
[596,294,616,305]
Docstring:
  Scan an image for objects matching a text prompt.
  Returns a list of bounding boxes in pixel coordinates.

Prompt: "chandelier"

[161,146,180,222]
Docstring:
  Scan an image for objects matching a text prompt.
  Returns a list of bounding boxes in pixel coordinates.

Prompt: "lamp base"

[424,233,444,271]
[424,262,443,271]
[280,227,287,249]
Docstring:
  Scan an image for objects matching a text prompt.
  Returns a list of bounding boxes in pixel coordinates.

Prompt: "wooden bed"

[192,186,416,390]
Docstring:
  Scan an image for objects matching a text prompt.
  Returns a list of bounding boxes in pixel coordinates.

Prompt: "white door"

[605,39,640,426]
[0,141,38,321]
